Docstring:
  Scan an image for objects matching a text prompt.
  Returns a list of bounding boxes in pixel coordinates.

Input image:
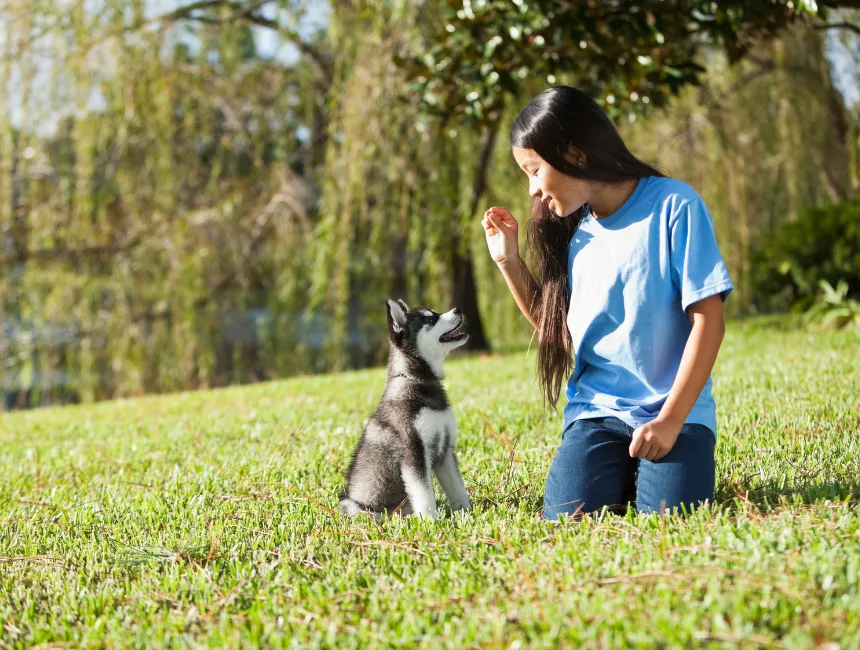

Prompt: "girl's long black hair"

[510,86,664,408]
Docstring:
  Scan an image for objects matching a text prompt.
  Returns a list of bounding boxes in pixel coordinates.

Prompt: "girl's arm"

[497,256,542,331]
[660,294,727,426]
[629,294,726,461]
[482,207,542,330]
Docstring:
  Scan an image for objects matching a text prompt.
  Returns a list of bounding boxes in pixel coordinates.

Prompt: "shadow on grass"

[715,477,859,511]
[469,471,858,519]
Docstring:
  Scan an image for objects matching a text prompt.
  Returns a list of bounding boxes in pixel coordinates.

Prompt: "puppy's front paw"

[413,510,438,520]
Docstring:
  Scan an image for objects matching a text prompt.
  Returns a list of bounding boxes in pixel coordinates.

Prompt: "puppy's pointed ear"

[396,299,410,313]
[387,299,407,332]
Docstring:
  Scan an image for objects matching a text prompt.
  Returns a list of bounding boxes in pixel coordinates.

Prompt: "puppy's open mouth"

[439,318,468,343]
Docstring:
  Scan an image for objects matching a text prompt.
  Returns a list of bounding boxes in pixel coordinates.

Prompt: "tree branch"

[0,232,149,267]
[161,0,333,82]
[87,0,332,83]
[697,57,775,108]
[832,0,860,10]
[729,58,776,95]
[242,10,332,82]
[815,22,860,37]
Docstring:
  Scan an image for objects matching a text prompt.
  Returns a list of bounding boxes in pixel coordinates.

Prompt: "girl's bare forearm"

[658,296,726,426]
[498,256,542,330]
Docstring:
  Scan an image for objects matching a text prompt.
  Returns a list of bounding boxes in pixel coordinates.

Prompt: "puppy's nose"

[452,308,461,315]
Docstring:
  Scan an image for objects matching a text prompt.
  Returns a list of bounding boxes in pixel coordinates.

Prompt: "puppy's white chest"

[413,407,457,448]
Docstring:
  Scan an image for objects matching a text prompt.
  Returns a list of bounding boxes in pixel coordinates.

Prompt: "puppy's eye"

[417,309,439,325]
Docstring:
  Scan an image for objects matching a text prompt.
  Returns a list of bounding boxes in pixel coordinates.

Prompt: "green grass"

[1,319,859,649]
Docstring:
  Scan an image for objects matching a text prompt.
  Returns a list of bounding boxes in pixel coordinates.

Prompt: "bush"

[804,279,860,330]
[749,199,860,313]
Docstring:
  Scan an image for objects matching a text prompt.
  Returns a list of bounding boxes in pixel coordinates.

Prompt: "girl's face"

[512,146,590,217]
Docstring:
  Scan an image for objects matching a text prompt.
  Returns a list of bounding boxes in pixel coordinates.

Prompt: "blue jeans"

[543,416,716,520]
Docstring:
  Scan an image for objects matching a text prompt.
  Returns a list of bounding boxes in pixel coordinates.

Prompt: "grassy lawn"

[1,318,859,649]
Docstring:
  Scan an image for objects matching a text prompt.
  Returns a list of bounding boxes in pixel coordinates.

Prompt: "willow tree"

[312,1,480,369]
[0,0,323,405]
[4,0,858,407]
[394,0,860,340]
[314,0,860,370]
[622,20,856,312]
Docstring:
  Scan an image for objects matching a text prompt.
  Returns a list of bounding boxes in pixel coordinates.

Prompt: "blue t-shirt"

[563,176,733,436]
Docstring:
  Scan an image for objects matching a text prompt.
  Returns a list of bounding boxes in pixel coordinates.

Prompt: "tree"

[405,0,860,122]
[394,0,860,350]
[4,1,858,406]
[0,0,322,404]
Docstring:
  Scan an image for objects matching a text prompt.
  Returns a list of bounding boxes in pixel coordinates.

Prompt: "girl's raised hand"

[482,206,520,267]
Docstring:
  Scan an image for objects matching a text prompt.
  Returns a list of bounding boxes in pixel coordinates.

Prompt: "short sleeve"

[670,198,734,312]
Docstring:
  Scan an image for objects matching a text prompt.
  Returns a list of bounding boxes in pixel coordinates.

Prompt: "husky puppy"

[339,299,471,519]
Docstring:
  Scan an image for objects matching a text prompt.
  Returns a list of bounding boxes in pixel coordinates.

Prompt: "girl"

[482,87,733,520]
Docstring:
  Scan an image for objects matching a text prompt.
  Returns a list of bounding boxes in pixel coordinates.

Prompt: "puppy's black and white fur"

[339,299,471,519]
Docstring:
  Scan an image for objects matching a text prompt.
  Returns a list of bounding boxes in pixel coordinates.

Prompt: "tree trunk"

[452,247,488,351]
[451,102,503,352]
